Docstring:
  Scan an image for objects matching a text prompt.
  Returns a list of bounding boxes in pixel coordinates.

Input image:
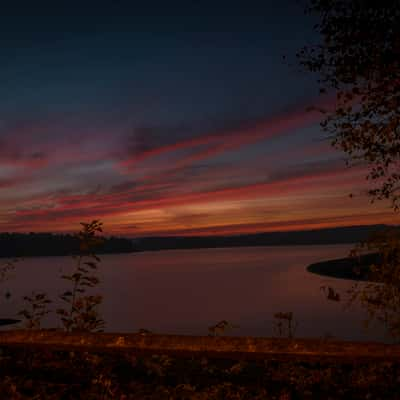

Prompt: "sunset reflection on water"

[2,244,385,341]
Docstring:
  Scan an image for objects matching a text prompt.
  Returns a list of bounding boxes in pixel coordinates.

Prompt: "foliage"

[297,1,400,208]
[0,259,16,304]
[320,286,340,302]
[0,259,16,284]
[298,0,400,342]
[348,228,400,339]
[273,312,298,338]
[208,320,239,336]
[0,259,17,327]
[56,220,105,332]
[1,348,400,399]
[317,227,400,340]
[91,373,117,400]
[18,291,52,329]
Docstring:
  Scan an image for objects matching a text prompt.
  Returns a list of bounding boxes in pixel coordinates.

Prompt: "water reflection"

[0,245,386,341]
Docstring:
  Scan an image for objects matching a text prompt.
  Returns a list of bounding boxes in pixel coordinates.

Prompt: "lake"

[0,245,386,341]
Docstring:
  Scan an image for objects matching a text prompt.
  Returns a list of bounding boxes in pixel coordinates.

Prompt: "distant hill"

[0,224,394,258]
[132,224,392,252]
[0,233,134,258]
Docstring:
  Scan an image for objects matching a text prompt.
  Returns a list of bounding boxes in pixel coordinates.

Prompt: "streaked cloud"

[0,95,391,236]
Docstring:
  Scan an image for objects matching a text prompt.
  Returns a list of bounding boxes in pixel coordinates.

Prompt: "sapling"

[56,220,105,332]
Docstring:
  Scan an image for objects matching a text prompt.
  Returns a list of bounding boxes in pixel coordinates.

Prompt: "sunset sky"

[0,1,394,237]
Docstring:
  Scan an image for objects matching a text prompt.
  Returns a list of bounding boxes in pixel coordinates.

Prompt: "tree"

[348,228,400,339]
[298,1,400,340]
[297,1,400,208]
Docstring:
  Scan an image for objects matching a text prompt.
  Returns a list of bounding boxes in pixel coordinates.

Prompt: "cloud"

[0,138,49,170]
[135,211,395,237]
[119,98,333,171]
[108,180,138,193]
[1,94,388,237]
[127,124,194,154]
[267,158,349,183]
[0,176,25,189]
[6,156,366,232]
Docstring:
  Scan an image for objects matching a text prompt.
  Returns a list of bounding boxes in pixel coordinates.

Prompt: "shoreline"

[0,242,355,260]
[307,252,381,281]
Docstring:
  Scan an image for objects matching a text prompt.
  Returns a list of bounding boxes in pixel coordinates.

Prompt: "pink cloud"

[6,158,366,232]
[120,97,335,170]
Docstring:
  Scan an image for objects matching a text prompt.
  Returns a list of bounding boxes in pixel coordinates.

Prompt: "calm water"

[0,245,386,341]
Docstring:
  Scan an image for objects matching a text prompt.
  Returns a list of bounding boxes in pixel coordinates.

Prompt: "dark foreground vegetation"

[1,345,399,399]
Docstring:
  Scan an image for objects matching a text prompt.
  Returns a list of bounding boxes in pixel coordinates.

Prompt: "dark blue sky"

[0,1,318,124]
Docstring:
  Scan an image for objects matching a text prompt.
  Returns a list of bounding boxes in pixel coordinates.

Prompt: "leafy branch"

[18,292,52,329]
[56,220,105,332]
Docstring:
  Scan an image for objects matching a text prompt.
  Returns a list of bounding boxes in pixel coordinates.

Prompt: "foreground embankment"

[0,331,399,399]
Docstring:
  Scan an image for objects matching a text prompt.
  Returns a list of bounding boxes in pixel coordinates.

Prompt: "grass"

[1,346,400,399]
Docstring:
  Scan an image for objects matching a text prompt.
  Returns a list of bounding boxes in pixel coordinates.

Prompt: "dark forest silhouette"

[0,224,391,257]
[0,232,134,258]
[127,225,392,252]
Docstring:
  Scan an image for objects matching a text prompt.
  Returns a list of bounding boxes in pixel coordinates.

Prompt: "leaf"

[84,262,97,269]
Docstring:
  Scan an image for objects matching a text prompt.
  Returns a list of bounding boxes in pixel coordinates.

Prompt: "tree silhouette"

[348,228,400,339]
[297,1,400,208]
[298,1,400,339]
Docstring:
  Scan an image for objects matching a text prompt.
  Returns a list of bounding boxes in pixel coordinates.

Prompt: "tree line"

[0,232,134,258]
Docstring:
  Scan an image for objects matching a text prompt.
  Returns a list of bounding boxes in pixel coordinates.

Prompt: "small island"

[307,252,382,281]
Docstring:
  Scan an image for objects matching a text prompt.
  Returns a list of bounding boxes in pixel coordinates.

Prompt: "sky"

[0,1,395,237]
